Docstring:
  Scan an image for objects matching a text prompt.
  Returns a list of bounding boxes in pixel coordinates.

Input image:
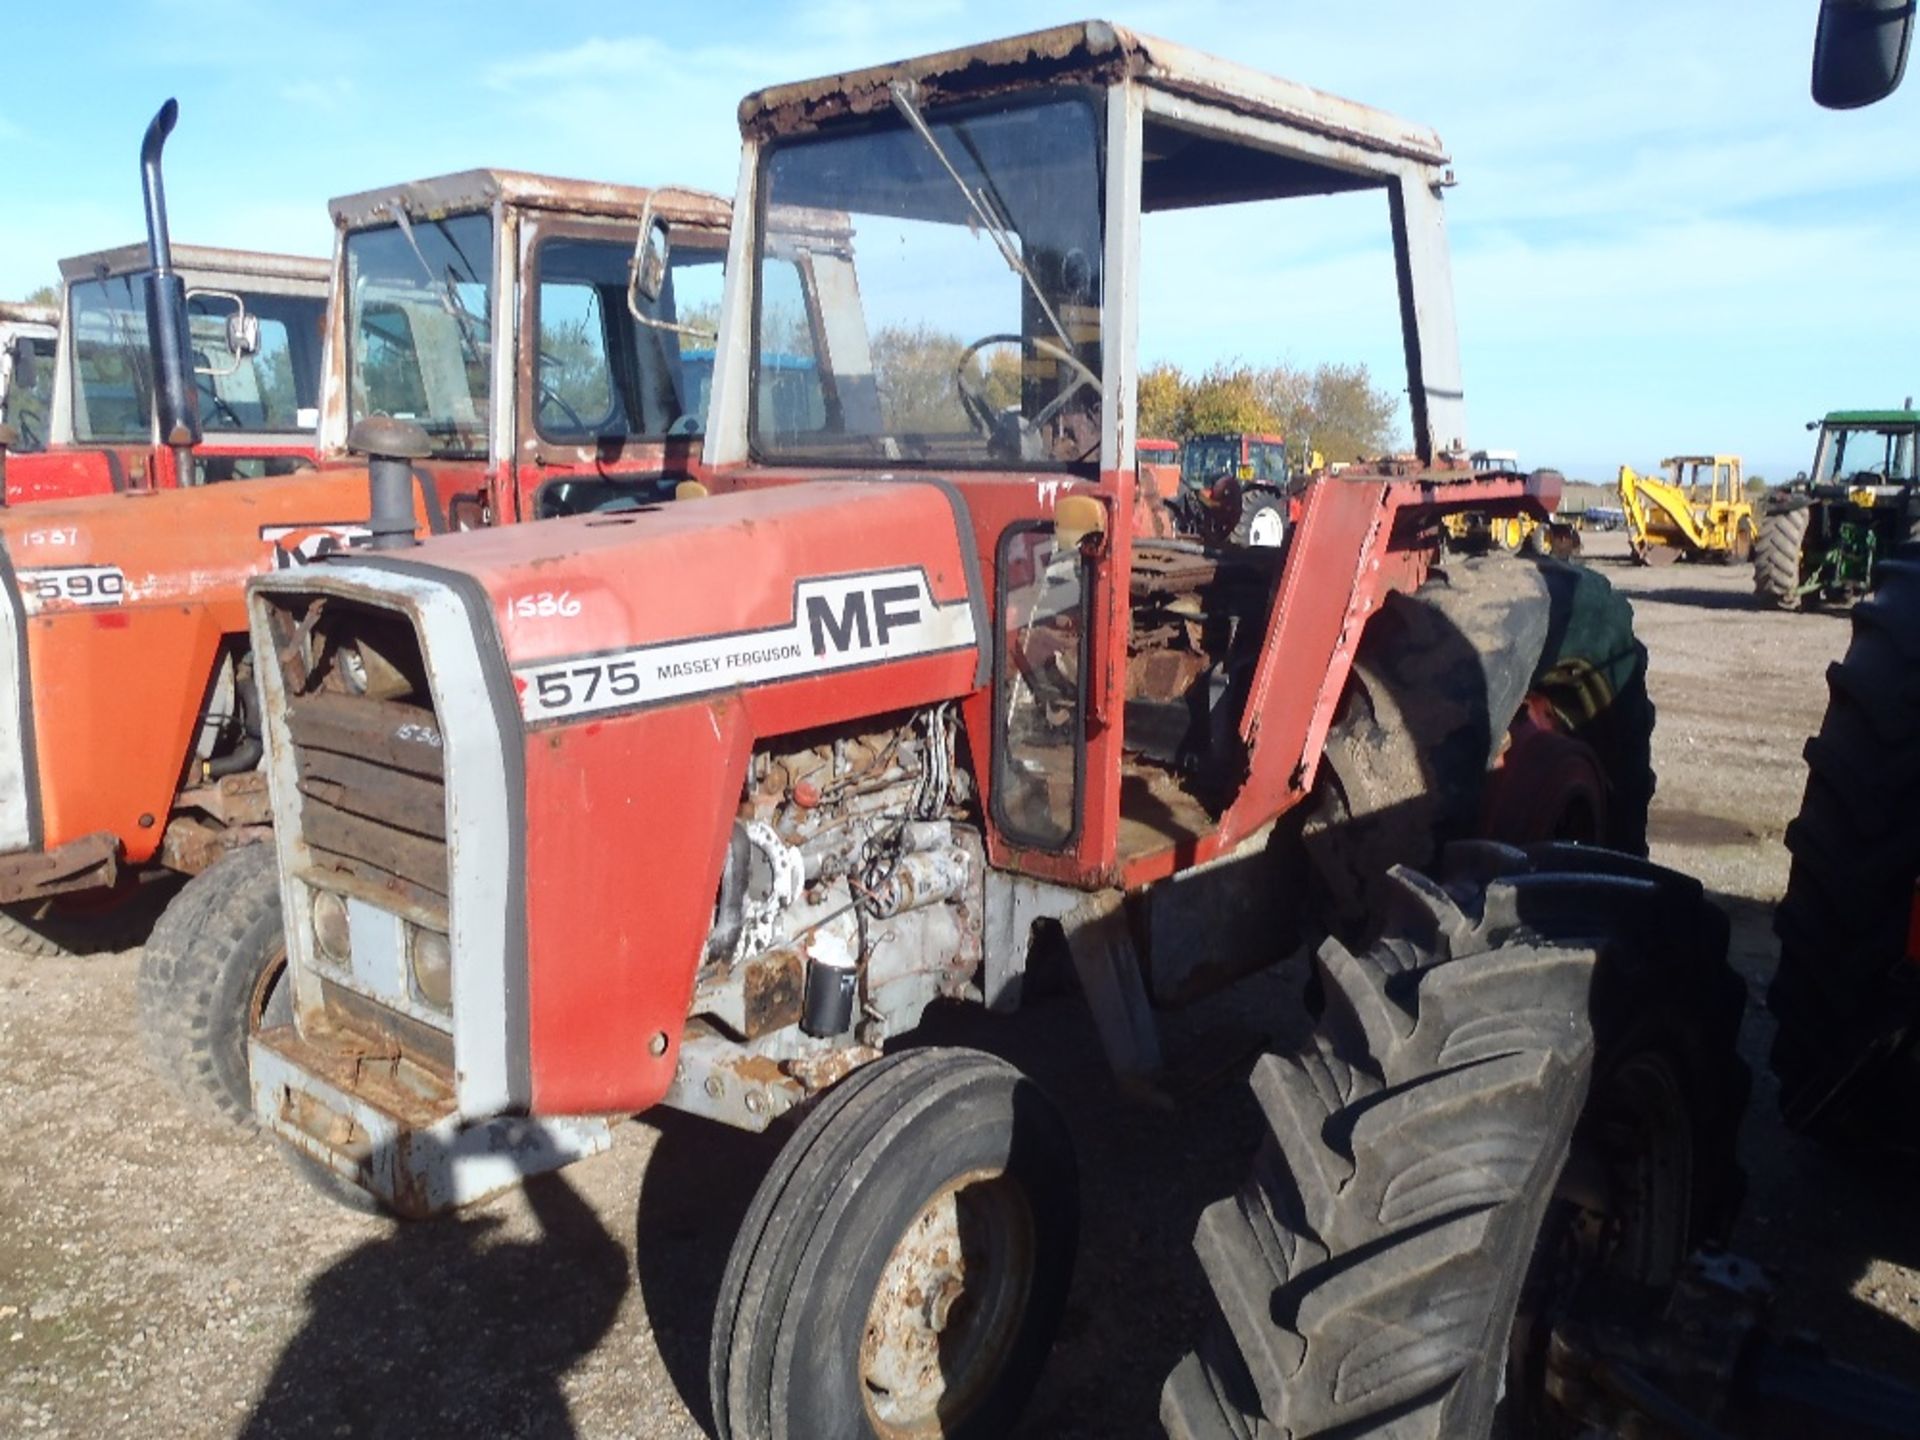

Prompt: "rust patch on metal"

[739,949,805,1038]
[0,831,119,905]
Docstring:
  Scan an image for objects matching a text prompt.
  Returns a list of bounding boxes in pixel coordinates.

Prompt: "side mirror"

[187,288,259,377]
[1813,0,1914,108]
[628,210,671,312]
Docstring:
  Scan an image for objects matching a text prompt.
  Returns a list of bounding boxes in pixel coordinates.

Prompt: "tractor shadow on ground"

[1631,584,1782,612]
[1713,885,1920,1390]
[632,975,1304,1440]
[239,1170,626,1440]
[0,872,186,958]
[633,1110,788,1436]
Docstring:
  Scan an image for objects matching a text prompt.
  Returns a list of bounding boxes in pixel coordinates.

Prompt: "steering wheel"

[953,334,1103,458]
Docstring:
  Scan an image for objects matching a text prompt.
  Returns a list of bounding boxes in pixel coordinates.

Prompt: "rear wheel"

[1164,846,1748,1439]
[711,1048,1077,1440]
[1768,550,1920,1138]
[137,844,288,1129]
[1754,503,1810,609]
[1305,556,1654,938]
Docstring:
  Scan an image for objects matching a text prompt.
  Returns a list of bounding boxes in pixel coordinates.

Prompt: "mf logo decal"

[514,569,976,722]
[19,565,127,612]
[260,522,368,570]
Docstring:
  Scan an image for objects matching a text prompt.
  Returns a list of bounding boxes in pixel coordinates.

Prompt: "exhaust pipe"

[140,100,202,484]
[347,415,429,550]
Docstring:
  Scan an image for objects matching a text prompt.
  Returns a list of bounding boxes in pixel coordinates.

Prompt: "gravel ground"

[2,529,1915,1438]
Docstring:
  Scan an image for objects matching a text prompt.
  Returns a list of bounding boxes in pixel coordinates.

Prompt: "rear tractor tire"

[1232,490,1287,549]
[1767,549,1920,1140]
[1304,555,1655,939]
[1754,503,1810,609]
[711,1048,1077,1440]
[137,844,290,1130]
[1164,844,1749,1440]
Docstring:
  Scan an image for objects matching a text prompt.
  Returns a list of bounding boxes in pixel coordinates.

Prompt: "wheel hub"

[860,1166,1034,1437]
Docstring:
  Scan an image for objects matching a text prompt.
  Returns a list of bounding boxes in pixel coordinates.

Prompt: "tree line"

[1139,359,1400,465]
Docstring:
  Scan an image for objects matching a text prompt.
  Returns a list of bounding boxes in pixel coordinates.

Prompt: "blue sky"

[3,0,1913,480]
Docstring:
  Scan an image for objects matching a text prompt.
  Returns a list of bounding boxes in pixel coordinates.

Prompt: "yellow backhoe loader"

[1618,454,1757,564]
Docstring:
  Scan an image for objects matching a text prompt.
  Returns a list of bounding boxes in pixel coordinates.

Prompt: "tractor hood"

[321,478,988,726]
[0,467,436,618]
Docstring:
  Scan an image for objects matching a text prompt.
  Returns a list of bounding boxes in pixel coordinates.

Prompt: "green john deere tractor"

[1755,408,1920,609]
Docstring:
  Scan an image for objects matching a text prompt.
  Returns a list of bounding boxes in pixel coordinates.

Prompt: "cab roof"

[738,18,1447,169]
[0,301,57,328]
[1822,409,1920,427]
[328,170,731,232]
[1662,455,1741,467]
[56,244,328,287]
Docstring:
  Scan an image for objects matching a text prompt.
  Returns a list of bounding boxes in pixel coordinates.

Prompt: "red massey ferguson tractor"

[233,23,1746,1439]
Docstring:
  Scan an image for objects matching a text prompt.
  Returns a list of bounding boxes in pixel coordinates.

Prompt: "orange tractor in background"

[0,103,733,1133]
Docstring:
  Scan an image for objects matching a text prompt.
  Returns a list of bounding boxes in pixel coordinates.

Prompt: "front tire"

[1164,845,1748,1439]
[711,1048,1077,1440]
[137,844,288,1129]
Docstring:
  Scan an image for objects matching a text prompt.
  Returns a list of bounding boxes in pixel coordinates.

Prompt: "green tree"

[1181,362,1281,435]
[23,284,57,309]
[1138,362,1186,439]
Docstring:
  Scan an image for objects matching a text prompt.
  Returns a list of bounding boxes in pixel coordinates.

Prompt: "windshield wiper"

[386,204,486,365]
[887,79,1076,358]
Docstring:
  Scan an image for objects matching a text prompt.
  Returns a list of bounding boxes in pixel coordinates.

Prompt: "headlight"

[410,927,452,1010]
[312,890,352,967]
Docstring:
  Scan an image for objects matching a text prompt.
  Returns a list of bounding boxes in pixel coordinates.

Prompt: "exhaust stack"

[347,416,429,550]
[140,100,202,484]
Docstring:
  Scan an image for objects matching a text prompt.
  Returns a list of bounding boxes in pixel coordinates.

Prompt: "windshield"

[1814,425,1918,485]
[346,213,494,457]
[2,333,56,452]
[533,235,724,444]
[67,277,323,442]
[753,91,1105,469]
[1181,437,1240,488]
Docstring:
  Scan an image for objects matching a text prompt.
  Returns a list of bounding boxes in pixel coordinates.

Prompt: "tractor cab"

[7,245,328,502]
[1175,431,1297,546]
[1665,453,1745,505]
[0,302,58,455]
[322,171,732,527]
[1808,410,1919,494]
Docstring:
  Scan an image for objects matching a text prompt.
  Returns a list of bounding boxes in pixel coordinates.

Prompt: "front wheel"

[137,844,289,1129]
[711,1048,1077,1440]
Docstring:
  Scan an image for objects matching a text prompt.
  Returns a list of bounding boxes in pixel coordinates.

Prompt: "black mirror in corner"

[1813,0,1914,108]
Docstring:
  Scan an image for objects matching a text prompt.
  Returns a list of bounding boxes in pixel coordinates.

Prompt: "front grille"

[288,690,448,913]
[262,594,450,922]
